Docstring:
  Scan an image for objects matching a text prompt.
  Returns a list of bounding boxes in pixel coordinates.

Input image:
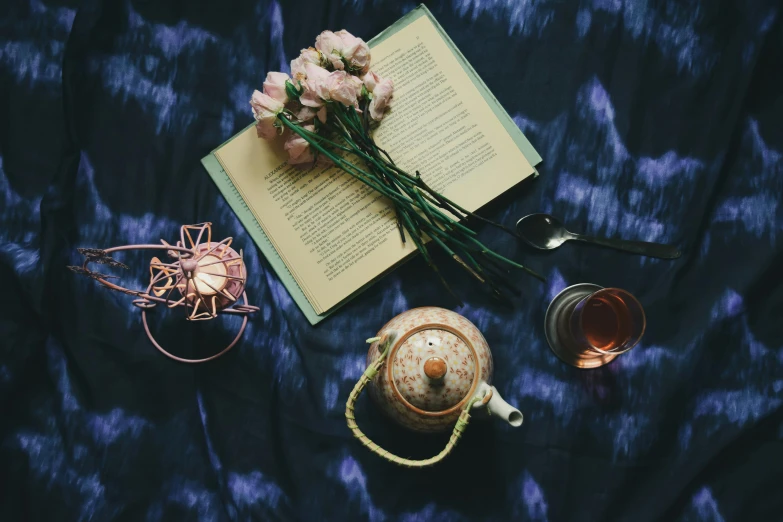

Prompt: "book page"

[371,17,534,209]
[215,13,535,314]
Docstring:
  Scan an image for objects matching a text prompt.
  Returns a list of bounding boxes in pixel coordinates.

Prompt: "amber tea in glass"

[546,285,646,369]
[575,291,637,350]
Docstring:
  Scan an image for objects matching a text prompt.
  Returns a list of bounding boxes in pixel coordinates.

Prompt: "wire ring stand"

[68,223,259,363]
[141,291,252,364]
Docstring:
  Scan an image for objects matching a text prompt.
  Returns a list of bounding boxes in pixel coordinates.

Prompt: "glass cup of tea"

[544,284,646,369]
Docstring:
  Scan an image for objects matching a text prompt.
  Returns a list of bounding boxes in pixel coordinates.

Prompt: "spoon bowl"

[516,213,682,259]
[516,213,572,250]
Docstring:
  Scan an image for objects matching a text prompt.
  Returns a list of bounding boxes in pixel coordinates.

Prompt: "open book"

[202,5,542,324]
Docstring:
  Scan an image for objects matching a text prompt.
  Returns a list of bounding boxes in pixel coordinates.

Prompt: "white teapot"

[345,307,522,467]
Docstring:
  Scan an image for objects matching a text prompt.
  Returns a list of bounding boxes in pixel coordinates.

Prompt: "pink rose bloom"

[302,47,321,63]
[250,90,284,139]
[315,30,371,73]
[290,47,321,82]
[295,105,327,124]
[362,71,381,92]
[316,106,327,124]
[368,77,393,121]
[284,125,316,165]
[350,74,364,92]
[295,105,316,122]
[262,71,290,103]
[300,62,330,107]
[299,89,321,108]
[335,30,370,74]
[315,30,346,70]
[325,70,360,107]
[290,57,306,82]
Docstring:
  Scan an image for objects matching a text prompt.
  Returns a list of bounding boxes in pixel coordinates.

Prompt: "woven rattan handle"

[344,336,480,468]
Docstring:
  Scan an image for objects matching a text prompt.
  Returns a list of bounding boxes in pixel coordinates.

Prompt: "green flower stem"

[411,187,477,237]
[358,157,472,225]
[334,103,360,132]
[333,106,370,147]
[367,165,456,228]
[340,104,371,140]
[294,126,356,155]
[395,204,461,303]
[430,235,485,284]
[281,115,437,270]
[319,128,479,239]
[386,162,520,238]
[464,235,545,281]
[412,219,513,288]
[406,204,540,284]
[281,117,415,209]
[315,119,533,281]
[351,136,513,238]
[415,218,478,253]
[278,111,544,295]
[297,119,476,243]
[421,226,519,298]
[383,176,479,245]
[322,123,412,243]
[451,245,509,300]
[405,212,508,292]
[475,258,523,297]
[409,185,439,227]
[296,121,468,250]
[286,122,411,245]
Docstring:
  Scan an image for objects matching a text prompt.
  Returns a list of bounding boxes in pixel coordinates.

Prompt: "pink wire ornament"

[68,223,260,363]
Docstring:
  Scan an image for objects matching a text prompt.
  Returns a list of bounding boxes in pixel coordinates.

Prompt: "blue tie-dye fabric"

[2,0,782,520]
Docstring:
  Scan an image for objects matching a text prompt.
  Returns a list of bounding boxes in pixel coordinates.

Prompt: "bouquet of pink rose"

[250,29,542,302]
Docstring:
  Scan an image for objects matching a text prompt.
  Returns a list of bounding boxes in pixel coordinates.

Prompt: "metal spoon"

[516,213,681,259]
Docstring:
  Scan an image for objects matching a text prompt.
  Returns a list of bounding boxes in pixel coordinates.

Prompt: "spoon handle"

[571,234,682,259]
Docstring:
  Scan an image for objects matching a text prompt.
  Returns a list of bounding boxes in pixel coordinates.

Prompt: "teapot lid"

[390,326,477,412]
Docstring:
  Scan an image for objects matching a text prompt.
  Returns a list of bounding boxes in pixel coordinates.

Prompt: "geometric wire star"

[68,222,259,363]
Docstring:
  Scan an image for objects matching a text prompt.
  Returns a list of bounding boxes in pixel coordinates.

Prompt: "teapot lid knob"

[423,357,448,381]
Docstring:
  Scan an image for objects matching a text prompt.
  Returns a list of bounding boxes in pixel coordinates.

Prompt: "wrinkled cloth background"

[2,0,782,521]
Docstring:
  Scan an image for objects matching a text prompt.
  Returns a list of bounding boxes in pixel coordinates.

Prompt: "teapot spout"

[486,386,523,427]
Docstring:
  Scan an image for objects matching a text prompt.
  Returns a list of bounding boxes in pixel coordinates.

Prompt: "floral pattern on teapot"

[367,307,494,432]
[392,329,476,412]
